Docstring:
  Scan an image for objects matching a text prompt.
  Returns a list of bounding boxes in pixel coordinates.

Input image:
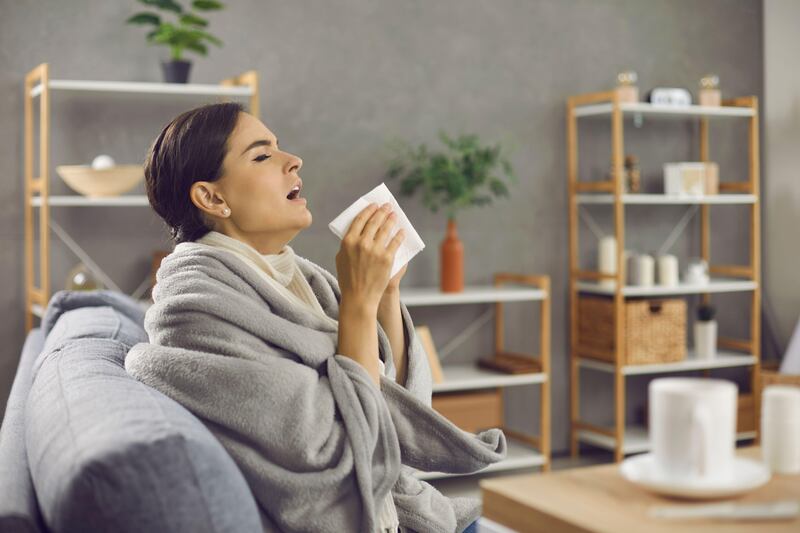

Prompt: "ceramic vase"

[440,219,464,293]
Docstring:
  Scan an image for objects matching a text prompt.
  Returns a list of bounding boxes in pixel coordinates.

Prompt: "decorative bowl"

[56,165,144,197]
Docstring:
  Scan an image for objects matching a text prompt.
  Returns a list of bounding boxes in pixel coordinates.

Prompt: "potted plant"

[694,303,717,360]
[386,132,516,292]
[126,0,225,84]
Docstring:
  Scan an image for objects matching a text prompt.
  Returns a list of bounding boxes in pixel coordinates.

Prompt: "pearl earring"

[222,208,230,216]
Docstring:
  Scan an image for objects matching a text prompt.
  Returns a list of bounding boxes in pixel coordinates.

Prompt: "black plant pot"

[161,60,192,83]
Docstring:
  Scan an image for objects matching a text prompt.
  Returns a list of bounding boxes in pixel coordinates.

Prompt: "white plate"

[620,453,771,500]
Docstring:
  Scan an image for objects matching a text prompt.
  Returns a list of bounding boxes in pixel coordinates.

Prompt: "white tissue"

[329,182,425,278]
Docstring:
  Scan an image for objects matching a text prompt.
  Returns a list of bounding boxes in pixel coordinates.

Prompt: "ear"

[190,181,227,217]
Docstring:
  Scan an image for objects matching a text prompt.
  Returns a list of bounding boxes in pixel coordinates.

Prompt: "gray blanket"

[125,242,507,533]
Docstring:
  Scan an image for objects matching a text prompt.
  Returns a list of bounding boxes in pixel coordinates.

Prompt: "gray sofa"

[0,290,264,533]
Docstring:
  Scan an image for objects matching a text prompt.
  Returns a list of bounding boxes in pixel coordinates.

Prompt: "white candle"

[762,386,800,474]
[635,254,655,287]
[599,236,617,288]
[622,249,633,285]
[657,254,679,286]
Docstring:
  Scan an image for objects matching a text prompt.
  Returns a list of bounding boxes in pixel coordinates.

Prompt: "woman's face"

[191,111,311,254]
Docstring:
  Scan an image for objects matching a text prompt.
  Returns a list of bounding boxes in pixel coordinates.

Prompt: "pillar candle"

[657,254,679,287]
[598,236,617,288]
[626,252,639,286]
[635,254,655,287]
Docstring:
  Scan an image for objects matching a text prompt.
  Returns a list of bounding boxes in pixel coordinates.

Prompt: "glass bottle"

[699,74,721,107]
[66,262,102,291]
[616,70,639,103]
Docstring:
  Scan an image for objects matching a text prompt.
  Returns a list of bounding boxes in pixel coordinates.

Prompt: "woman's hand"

[336,202,406,313]
[335,202,406,386]
[385,263,407,293]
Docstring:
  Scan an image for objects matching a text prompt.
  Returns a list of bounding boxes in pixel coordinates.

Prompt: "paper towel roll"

[657,254,679,287]
[599,236,616,288]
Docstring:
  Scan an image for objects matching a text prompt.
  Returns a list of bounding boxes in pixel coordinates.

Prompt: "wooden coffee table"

[480,448,800,532]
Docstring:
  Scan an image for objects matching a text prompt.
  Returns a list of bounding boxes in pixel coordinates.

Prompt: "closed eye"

[254,154,271,162]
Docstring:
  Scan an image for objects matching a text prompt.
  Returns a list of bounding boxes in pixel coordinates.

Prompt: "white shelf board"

[414,438,545,481]
[432,364,546,393]
[576,193,756,205]
[578,426,757,455]
[30,79,253,98]
[31,195,150,207]
[401,286,545,307]
[578,351,757,376]
[577,278,757,297]
[573,102,755,119]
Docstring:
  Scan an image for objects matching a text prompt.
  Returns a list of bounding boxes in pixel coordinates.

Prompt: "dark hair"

[144,102,244,244]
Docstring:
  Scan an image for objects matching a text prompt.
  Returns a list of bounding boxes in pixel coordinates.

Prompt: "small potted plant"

[694,303,717,360]
[386,132,516,292]
[126,0,225,83]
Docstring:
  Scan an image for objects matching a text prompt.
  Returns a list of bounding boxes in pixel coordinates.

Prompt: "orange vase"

[440,218,464,293]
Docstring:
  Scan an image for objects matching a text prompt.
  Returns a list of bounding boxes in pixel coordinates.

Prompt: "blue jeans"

[462,520,479,533]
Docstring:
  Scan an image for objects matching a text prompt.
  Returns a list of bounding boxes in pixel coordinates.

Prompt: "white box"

[663,162,707,196]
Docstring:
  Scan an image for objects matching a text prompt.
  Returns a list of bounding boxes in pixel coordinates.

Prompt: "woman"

[125,102,505,533]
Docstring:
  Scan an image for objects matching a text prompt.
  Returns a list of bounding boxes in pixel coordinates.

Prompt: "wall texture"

[0,0,763,453]
[764,0,800,350]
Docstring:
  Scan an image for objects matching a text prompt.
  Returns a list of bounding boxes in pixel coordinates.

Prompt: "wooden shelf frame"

[23,63,259,333]
[410,273,551,478]
[566,91,761,462]
[493,273,552,473]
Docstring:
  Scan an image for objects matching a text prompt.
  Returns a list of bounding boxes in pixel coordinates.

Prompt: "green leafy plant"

[386,132,517,221]
[126,0,224,61]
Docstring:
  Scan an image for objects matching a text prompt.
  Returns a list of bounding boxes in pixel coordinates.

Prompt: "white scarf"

[194,230,399,532]
[196,231,336,328]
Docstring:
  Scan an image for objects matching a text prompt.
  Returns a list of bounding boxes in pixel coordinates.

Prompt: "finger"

[386,228,406,255]
[346,203,380,238]
[374,212,397,246]
[361,203,392,240]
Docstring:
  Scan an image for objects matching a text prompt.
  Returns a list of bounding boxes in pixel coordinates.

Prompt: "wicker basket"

[577,295,686,364]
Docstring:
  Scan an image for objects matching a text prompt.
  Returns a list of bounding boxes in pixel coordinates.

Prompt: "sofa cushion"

[26,316,262,532]
[39,305,147,363]
[39,291,149,363]
[41,289,146,339]
[0,328,46,533]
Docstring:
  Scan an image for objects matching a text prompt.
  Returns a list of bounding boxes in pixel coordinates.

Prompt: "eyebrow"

[241,138,279,156]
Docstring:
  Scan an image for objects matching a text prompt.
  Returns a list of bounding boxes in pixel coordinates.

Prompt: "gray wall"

[0,0,763,453]
[764,0,800,351]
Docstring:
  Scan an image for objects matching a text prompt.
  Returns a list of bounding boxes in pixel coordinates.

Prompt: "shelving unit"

[23,63,259,332]
[576,278,757,297]
[566,93,761,462]
[402,273,551,480]
[575,426,757,456]
[575,193,757,205]
[431,364,547,393]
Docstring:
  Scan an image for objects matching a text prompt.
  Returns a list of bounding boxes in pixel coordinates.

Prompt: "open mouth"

[287,184,301,200]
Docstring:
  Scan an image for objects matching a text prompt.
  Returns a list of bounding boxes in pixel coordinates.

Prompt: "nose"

[284,152,302,175]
